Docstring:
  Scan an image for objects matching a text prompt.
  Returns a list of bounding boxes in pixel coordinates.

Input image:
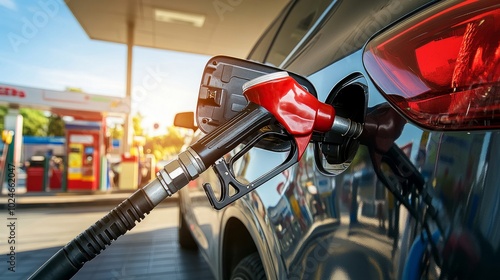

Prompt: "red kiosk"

[65,121,102,191]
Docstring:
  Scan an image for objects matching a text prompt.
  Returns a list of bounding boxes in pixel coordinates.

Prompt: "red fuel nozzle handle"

[243,72,337,159]
[191,72,340,167]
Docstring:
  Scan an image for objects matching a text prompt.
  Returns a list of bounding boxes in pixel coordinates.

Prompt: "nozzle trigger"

[203,130,299,210]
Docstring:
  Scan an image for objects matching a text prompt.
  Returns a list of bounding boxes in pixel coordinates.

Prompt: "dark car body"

[178,0,500,279]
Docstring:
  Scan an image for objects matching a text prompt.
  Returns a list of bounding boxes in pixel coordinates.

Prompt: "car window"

[265,0,332,67]
[247,5,289,63]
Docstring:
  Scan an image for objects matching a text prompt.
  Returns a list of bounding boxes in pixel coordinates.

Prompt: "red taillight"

[363,0,500,130]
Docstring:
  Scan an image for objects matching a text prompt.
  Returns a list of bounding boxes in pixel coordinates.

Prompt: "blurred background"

[0,0,287,192]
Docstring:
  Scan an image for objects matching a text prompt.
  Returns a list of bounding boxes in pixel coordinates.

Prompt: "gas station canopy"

[66,0,290,58]
[63,0,290,155]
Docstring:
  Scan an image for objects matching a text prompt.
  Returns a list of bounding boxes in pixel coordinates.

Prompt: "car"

[175,0,500,279]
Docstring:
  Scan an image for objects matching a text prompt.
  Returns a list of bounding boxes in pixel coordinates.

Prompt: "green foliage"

[132,114,144,136]
[47,114,65,136]
[109,123,123,139]
[19,108,48,136]
[144,126,186,160]
[0,106,65,136]
[107,115,185,160]
[0,106,7,131]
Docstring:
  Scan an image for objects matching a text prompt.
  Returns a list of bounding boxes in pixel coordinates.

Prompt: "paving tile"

[0,205,214,280]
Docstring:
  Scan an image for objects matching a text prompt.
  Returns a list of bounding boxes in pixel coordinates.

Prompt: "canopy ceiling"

[67,0,290,58]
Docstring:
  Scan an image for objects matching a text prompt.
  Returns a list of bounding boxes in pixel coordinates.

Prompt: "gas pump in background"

[65,121,102,191]
[68,144,96,177]
[119,136,154,190]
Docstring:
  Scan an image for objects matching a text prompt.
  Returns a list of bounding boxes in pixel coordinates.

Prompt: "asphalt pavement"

[0,202,214,280]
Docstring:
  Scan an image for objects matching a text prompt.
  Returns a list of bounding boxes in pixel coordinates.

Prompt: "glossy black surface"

[180,0,500,279]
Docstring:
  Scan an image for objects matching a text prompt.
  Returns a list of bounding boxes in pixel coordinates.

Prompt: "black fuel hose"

[28,188,155,279]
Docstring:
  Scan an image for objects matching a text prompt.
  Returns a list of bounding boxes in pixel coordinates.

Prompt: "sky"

[0,0,211,134]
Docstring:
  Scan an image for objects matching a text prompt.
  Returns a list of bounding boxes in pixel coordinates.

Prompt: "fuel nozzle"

[242,71,362,159]
[202,72,364,209]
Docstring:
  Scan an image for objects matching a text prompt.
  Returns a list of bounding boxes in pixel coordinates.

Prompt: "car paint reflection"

[250,142,395,279]
[240,115,500,279]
